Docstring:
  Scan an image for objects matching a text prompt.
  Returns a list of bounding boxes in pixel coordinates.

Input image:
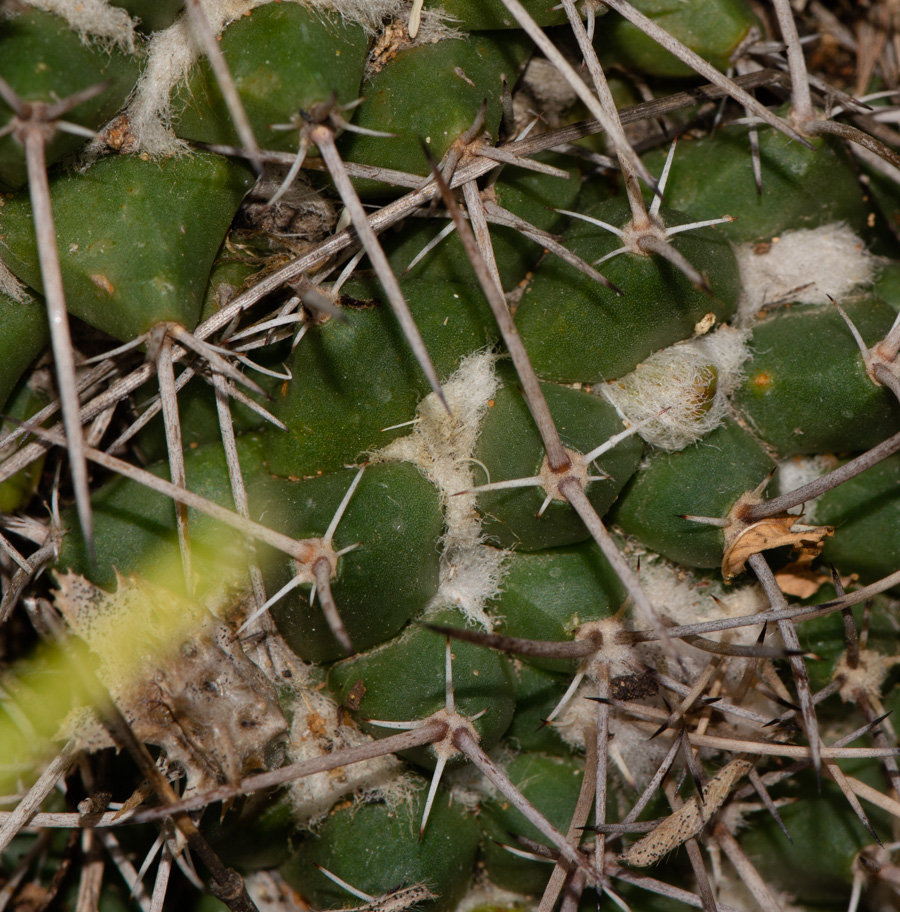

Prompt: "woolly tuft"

[374,350,508,630]
[775,454,837,523]
[270,636,409,828]
[20,0,138,53]
[600,325,750,451]
[736,223,876,325]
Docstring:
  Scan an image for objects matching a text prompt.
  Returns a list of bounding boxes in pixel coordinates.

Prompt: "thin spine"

[0,741,76,854]
[130,722,449,821]
[713,823,783,912]
[744,429,900,519]
[212,371,268,624]
[310,124,448,411]
[560,0,648,226]
[22,123,93,556]
[74,829,104,912]
[98,830,152,912]
[423,148,571,470]
[538,724,599,912]
[600,0,812,147]
[461,180,504,299]
[184,0,263,176]
[595,665,610,878]
[156,332,192,597]
[149,838,173,912]
[557,476,671,646]
[497,0,658,193]
[747,767,792,841]
[312,557,352,654]
[772,0,814,122]
[452,725,599,883]
[105,366,196,455]
[11,417,324,564]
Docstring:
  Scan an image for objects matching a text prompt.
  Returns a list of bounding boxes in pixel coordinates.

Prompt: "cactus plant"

[4,1,900,911]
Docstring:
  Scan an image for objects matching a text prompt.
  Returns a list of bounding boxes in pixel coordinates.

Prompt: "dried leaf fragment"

[618,758,753,867]
[721,492,832,582]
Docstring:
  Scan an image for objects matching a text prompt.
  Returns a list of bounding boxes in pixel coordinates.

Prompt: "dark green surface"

[491,541,625,672]
[741,763,891,906]
[338,32,530,192]
[816,454,900,586]
[0,9,141,189]
[171,4,367,151]
[474,373,645,550]
[594,0,757,78]
[515,197,740,383]
[610,419,775,568]
[641,128,875,245]
[0,290,48,412]
[439,0,568,29]
[266,279,498,479]
[734,299,900,457]
[480,753,586,894]
[109,0,184,32]
[504,661,574,755]
[58,435,265,595]
[0,153,254,341]
[256,463,443,664]
[282,779,480,912]
[329,609,516,765]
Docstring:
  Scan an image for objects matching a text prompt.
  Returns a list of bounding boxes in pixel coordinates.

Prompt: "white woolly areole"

[270,641,409,828]
[20,0,138,53]
[374,350,508,630]
[775,454,836,523]
[735,223,875,326]
[600,325,750,451]
[125,0,267,156]
[124,0,458,155]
